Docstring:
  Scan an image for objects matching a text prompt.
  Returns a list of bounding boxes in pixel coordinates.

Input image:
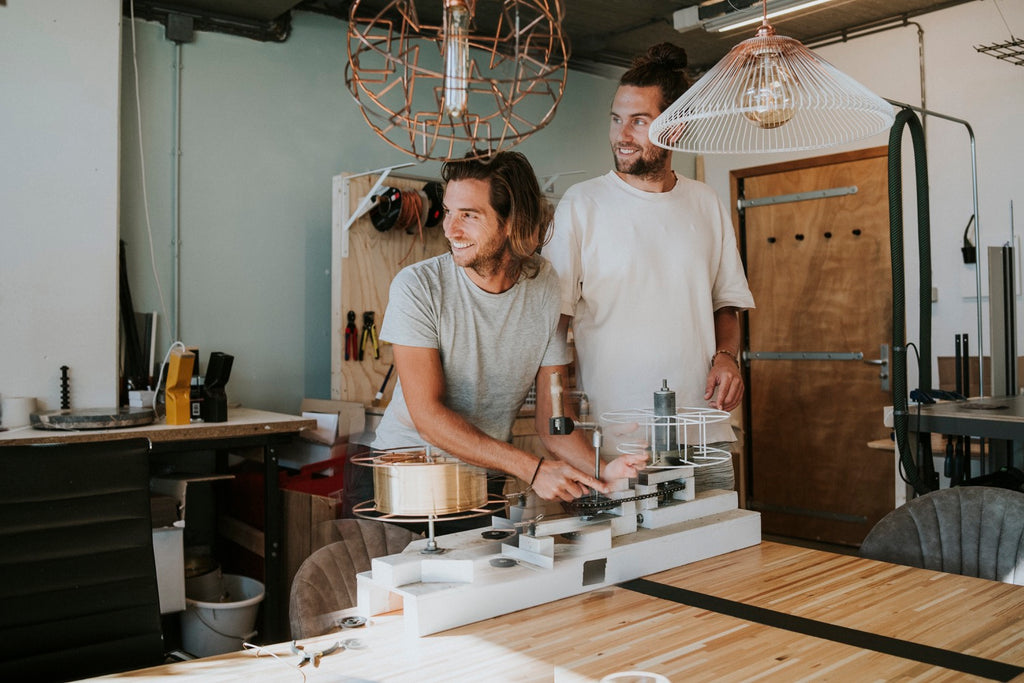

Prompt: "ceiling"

[127,0,977,74]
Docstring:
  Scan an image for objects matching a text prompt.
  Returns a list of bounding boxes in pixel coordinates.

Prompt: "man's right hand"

[531,459,610,502]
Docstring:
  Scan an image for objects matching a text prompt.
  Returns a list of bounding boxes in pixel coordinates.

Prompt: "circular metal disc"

[482,529,514,540]
[339,615,367,629]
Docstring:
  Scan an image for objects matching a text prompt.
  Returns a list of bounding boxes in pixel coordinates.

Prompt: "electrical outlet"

[932,286,938,302]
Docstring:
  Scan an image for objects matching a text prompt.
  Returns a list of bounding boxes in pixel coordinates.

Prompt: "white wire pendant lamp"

[650,0,895,154]
[346,0,569,161]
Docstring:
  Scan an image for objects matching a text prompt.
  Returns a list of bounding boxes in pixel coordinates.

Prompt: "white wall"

[0,0,122,411]
[702,1,1024,393]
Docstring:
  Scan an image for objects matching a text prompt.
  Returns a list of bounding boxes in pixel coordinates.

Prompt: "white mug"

[2,396,37,428]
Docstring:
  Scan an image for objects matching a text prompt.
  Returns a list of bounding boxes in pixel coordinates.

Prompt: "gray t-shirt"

[371,252,570,450]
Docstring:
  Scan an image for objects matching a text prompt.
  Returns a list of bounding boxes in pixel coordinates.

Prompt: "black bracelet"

[529,457,545,486]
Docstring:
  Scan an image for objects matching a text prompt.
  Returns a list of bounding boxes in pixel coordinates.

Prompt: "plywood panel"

[331,173,450,405]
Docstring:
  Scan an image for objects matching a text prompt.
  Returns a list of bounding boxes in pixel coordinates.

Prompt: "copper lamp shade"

[346,0,568,161]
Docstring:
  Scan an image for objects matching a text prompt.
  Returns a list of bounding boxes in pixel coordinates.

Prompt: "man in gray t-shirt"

[354,151,644,512]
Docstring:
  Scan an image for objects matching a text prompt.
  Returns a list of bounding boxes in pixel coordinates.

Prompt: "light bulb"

[443,0,471,119]
[739,49,795,129]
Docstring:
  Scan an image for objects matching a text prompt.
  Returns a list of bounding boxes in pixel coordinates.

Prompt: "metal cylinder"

[653,379,677,454]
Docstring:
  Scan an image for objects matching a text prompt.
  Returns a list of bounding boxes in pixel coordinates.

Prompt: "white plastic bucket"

[181,574,264,658]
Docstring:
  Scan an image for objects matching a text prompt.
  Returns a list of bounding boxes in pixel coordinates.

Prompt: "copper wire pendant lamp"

[346,0,569,161]
[650,0,895,154]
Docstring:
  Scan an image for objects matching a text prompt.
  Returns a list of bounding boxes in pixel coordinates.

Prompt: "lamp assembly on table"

[351,378,760,637]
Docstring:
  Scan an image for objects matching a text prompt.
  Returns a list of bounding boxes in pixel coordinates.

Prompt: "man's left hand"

[602,452,648,481]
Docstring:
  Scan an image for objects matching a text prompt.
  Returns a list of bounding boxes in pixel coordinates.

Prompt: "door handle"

[863,344,889,391]
[746,345,889,391]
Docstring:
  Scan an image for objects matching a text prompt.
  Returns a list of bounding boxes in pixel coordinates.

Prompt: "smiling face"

[442,177,513,292]
[610,84,672,185]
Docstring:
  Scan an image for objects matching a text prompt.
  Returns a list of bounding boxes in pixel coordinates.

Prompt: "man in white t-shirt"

[546,44,755,492]
[348,151,646,518]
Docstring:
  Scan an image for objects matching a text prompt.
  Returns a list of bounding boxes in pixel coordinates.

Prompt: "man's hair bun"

[637,42,688,71]
[621,42,691,109]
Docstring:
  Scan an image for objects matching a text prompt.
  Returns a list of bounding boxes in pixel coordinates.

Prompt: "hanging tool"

[344,310,358,361]
[372,364,395,407]
[360,311,379,361]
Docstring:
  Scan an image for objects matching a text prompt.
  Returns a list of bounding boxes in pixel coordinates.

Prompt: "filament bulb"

[443,0,471,119]
[739,49,794,129]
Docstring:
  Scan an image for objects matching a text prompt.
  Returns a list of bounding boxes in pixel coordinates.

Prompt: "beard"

[453,236,510,280]
[613,143,671,178]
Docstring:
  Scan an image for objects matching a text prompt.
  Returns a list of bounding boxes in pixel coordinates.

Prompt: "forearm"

[395,345,606,502]
[411,402,541,483]
[713,306,741,359]
[393,344,541,482]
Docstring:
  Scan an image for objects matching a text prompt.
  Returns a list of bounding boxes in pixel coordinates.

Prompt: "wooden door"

[735,147,893,547]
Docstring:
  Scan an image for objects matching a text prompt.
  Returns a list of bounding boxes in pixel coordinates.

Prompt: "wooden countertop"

[86,541,1024,682]
[0,407,316,447]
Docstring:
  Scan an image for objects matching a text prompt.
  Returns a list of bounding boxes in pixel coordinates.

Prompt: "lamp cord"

[128,0,170,328]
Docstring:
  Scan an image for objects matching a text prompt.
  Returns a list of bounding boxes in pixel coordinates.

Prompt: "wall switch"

[932,286,938,302]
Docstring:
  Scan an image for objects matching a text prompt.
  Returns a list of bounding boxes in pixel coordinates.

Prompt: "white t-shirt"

[545,171,755,444]
[371,253,571,450]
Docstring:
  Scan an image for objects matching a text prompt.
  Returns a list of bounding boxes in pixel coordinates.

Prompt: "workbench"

[85,541,1024,681]
[0,407,316,642]
[908,394,1024,482]
[908,395,1024,443]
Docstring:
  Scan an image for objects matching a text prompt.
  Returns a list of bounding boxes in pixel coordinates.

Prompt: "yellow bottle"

[165,349,195,425]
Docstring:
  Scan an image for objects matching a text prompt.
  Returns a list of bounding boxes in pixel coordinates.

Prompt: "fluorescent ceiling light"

[702,0,835,33]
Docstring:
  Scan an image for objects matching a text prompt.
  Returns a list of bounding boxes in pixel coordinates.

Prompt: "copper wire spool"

[368,449,487,516]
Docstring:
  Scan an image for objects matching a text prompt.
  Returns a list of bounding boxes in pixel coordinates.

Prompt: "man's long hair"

[620,42,691,113]
[441,150,551,282]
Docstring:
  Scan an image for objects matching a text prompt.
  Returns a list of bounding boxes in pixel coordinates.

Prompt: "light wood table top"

[0,407,316,447]
[86,541,1024,682]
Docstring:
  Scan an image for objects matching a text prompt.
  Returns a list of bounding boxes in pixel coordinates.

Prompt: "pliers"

[360,311,379,360]
[344,310,358,361]
[290,638,365,667]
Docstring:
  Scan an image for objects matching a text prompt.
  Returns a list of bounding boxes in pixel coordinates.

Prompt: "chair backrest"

[0,438,165,681]
[289,518,420,639]
[859,486,1024,585]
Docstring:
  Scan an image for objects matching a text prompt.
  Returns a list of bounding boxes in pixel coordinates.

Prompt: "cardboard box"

[152,522,185,613]
[276,399,366,470]
[299,398,365,446]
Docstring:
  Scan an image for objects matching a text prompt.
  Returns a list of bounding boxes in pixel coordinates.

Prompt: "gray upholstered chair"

[859,486,1024,585]
[289,518,421,639]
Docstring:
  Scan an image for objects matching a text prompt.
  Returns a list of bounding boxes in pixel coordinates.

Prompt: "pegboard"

[331,168,450,405]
